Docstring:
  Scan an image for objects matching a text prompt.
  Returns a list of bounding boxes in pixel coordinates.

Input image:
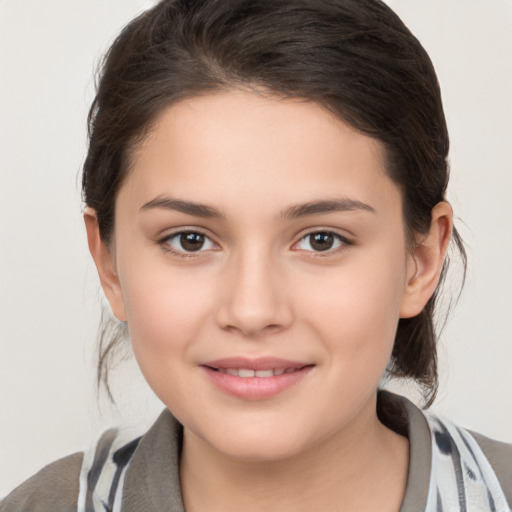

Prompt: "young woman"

[2,1,511,511]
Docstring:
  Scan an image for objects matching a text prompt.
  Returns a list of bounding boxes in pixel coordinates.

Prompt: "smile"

[215,367,301,377]
[200,357,314,400]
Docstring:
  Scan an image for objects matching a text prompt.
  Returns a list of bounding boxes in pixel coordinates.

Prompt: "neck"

[180,394,409,512]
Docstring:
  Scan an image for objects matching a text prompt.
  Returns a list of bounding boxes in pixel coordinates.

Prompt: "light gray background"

[1,0,511,496]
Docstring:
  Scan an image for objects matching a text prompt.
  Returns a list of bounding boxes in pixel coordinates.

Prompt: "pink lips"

[200,357,314,400]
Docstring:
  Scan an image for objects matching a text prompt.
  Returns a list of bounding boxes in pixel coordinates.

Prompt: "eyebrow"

[140,197,224,218]
[139,196,375,219]
[281,198,376,220]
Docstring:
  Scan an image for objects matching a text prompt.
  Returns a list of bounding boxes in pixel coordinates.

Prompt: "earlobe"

[83,208,127,322]
[399,202,453,318]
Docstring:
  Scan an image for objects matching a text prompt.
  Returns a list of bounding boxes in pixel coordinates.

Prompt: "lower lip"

[201,366,314,400]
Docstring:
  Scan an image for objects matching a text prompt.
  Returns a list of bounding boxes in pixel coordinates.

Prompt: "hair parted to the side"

[83,0,466,406]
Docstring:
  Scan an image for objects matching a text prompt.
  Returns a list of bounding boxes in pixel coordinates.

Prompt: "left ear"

[400,201,453,318]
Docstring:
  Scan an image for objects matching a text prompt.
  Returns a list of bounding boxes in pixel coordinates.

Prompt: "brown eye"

[180,232,206,251]
[310,232,335,251]
[296,231,347,253]
[165,231,215,253]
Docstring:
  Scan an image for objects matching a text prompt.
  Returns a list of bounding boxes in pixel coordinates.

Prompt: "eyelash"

[159,229,353,258]
[294,231,353,257]
[159,229,217,258]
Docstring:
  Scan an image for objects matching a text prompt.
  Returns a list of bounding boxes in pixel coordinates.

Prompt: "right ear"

[84,208,127,322]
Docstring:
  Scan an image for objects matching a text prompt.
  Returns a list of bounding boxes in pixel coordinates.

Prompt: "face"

[100,90,423,461]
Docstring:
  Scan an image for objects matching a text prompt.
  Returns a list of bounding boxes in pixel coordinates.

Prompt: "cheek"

[117,268,217,406]
[295,253,407,365]
[118,262,214,362]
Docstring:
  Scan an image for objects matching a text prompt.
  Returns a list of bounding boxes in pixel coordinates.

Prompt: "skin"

[85,89,452,511]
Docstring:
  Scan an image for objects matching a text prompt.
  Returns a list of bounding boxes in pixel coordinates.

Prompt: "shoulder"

[1,410,181,512]
[470,430,512,505]
[379,391,512,511]
[0,452,83,512]
[424,411,512,510]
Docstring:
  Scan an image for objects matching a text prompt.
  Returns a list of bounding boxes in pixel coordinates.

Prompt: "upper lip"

[201,357,311,371]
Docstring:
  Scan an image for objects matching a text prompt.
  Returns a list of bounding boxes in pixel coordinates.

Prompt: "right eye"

[162,231,216,255]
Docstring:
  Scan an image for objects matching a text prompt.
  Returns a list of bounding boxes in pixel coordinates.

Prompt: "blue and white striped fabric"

[77,429,140,512]
[425,414,510,512]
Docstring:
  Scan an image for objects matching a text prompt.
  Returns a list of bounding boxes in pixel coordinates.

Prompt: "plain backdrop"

[1,0,511,497]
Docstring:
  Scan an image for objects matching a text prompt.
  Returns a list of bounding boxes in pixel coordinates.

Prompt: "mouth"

[200,357,314,400]
[208,367,307,377]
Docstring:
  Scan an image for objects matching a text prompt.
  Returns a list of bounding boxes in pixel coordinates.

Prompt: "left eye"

[295,231,346,252]
[164,231,215,253]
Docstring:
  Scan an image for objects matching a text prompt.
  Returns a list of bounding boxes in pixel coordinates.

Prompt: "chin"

[211,435,306,463]
[187,412,325,464]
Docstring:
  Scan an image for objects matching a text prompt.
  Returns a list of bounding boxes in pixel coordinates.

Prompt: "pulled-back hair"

[83,0,466,405]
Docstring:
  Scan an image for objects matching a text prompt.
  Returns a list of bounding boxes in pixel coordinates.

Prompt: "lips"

[200,357,314,400]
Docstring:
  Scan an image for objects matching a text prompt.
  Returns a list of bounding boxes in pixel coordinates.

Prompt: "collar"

[121,391,432,512]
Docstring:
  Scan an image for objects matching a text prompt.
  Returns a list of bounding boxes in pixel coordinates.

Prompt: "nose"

[215,247,293,338]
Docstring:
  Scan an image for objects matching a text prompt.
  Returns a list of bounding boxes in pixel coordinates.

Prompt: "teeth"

[218,368,298,377]
[255,369,274,377]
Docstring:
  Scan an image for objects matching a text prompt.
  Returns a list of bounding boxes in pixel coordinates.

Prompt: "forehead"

[119,90,401,219]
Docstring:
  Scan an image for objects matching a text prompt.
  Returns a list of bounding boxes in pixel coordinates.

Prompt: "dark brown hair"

[83,0,466,405]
